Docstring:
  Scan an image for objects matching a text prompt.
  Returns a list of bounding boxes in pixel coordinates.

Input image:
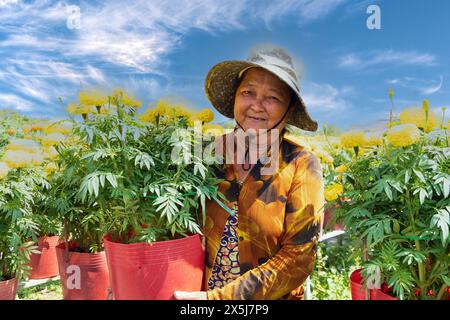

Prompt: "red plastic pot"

[0,278,18,300]
[350,269,369,300]
[29,235,60,279]
[350,269,398,300]
[56,242,110,300]
[371,288,397,300]
[104,233,205,300]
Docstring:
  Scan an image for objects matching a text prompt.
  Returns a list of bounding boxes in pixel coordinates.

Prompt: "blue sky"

[0,0,449,131]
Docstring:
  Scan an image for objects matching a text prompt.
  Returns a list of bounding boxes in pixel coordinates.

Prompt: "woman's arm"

[207,151,324,300]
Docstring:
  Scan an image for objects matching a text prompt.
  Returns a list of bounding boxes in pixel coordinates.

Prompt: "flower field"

[0,89,449,300]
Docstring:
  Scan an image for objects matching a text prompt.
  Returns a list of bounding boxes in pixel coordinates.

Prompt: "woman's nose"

[249,97,266,112]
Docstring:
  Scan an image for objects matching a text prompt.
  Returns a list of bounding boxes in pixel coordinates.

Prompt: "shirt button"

[238,236,244,241]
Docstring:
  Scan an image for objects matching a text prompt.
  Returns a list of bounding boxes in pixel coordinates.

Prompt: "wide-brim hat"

[204,46,318,132]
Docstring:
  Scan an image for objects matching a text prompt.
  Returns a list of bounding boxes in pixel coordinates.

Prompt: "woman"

[175,45,324,300]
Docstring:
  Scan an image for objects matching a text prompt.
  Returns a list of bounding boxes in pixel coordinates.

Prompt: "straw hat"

[204,45,318,132]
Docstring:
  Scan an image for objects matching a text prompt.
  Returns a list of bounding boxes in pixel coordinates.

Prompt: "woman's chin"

[242,121,269,132]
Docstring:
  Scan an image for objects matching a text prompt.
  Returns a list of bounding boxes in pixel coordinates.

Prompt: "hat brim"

[204,60,318,132]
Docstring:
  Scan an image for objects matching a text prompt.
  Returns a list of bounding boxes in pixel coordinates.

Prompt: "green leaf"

[413,169,426,183]
[384,183,393,201]
[419,188,427,205]
[430,207,449,246]
[404,169,411,184]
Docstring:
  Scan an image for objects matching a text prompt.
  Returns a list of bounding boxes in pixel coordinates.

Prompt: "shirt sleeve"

[207,152,325,300]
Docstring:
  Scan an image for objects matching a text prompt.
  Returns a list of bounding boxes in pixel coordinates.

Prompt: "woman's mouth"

[247,115,267,122]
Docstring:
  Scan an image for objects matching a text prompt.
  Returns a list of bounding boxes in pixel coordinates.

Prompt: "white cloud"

[0,93,34,111]
[1,0,346,72]
[302,82,351,111]
[338,49,437,70]
[0,0,346,114]
[256,0,346,25]
[386,75,444,95]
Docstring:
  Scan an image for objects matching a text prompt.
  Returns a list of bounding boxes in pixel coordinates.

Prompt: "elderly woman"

[175,45,324,300]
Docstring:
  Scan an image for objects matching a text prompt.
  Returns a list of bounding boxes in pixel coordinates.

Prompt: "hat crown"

[247,47,299,82]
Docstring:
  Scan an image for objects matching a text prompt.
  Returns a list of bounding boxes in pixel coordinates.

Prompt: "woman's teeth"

[249,116,266,121]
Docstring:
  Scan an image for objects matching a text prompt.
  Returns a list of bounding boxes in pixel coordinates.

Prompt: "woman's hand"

[173,291,208,300]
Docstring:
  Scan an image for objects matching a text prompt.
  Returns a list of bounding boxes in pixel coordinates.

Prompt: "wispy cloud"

[0,0,347,115]
[256,0,346,26]
[0,93,34,111]
[302,82,352,112]
[338,49,438,70]
[387,75,444,95]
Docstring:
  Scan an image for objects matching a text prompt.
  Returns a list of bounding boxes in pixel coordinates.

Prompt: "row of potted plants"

[325,97,449,300]
[0,91,225,300]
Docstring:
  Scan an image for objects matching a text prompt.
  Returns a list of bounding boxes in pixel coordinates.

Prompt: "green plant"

[310,239,360,300]
[52,95,224,252]
[333,129,450,300]
[0,167,44,281]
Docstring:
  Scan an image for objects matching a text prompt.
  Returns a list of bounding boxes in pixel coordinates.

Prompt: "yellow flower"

[202,123,225,137]
[314,148,334,164]
[44,162,58,176]
[364,132,383,146]
[43,146,59,160]
[41,133,66,147]
[99,104,117,115]
[340,131,366,148]
[79,90,109,106]
[45,121,73,135]
[174,105,192,119]
[112,89,142,108]
[0,162,10,179]
[68,103,95,115]
[325,183,344,201]
[139,110,155,123]
[6,128,16,135]
[30,121,49,132]
[196,109,214,123]
[399,107,438,133]
[22,125,32,134]
[6,139,40,153]
[335,164,348,173]
[387,124,421,147]
[2,150,34,168]
[388,88,394,99]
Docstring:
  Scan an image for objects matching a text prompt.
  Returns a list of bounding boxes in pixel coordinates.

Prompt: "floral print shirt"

[202,130,324,300]
[207,213,241,290]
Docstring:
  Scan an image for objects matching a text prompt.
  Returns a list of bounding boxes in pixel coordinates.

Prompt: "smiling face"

[234,67,293,132]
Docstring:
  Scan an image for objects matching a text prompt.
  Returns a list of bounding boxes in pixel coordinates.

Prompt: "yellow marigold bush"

[386,124,421,147]
[400,107,438,133]
[2,150,34,168]
[325,183,344,201]
[340,131,366,148]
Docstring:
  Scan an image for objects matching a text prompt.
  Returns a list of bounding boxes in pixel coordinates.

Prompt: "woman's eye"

[269,96,280,101]
[242,90,252,96]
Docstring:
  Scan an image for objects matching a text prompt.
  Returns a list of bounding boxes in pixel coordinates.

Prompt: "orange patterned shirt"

[203,130,325,300]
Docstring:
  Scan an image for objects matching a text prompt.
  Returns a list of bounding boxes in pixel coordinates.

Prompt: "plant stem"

[436,283,447,300]
[415,239,426,299]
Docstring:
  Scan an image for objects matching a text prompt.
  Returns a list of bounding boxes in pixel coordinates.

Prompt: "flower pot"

[29,235,60,279]
[350,269,369,300]
[56,242,110,300]
[0,277,18,300]
[103,233,205,300]
[350,269,398,300]
[371,288,397,300]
